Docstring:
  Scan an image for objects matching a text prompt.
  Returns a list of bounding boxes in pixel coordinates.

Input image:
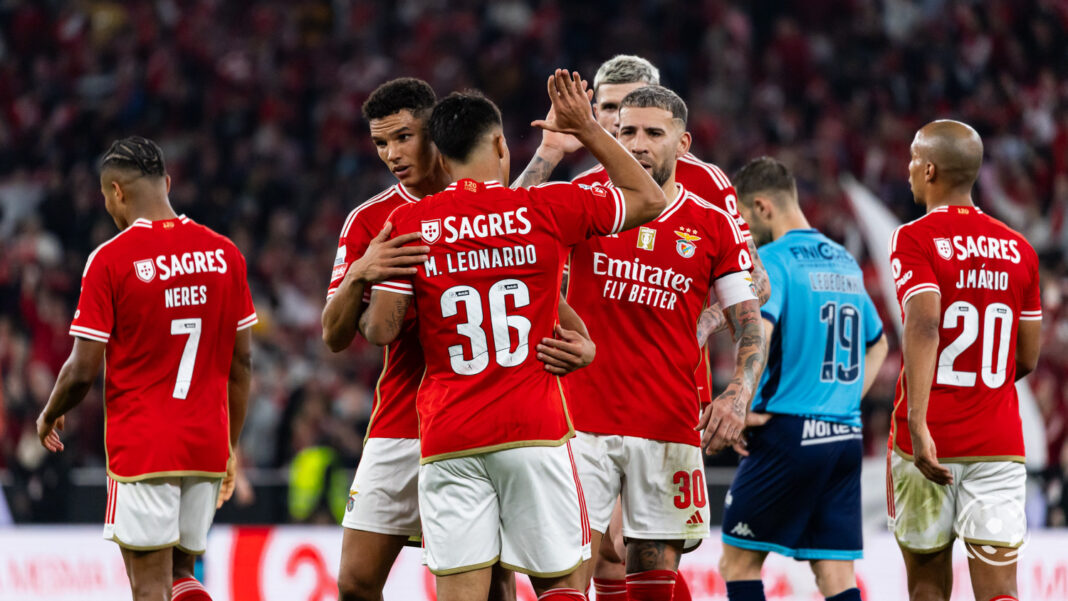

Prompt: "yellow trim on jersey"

[175,544,208,556]
[106,469,227,483]
[428,556,500,576]
[894,537,954,555]
[363,346,391,446]
[963,537,1025,550]
[500,557,583,579]
[892,446,1025,465]
[557,377,576,433]
[108,535,181,552]
[420,434,574,465]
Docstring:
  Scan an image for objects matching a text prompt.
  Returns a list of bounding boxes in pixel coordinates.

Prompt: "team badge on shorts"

[346,488,357,512]
[674,228,701,258]
[133,259,156,283]
[637,227,656,250]
[934,238,953,260]
[421,220,441,244]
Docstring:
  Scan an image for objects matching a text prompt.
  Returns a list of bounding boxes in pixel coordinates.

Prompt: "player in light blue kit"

[718,157,889,601]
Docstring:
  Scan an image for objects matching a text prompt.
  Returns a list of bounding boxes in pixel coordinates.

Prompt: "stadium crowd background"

[0,0,1065,527]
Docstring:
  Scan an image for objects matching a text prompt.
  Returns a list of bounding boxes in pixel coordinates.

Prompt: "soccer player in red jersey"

[360,70,666,601]
[35,137,255,601]
[321,78,595,601]
[557,86,766,601]
[887,121,1042,601]
[514,56,769,601]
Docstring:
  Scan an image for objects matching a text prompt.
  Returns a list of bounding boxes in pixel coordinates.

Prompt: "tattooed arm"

[696,297,767,455]
[696,239,771,344]
[358,289,411,346]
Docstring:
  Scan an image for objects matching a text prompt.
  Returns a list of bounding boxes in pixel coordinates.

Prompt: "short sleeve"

[759,254,787,325]
[889,225,939,308]
[69,250,114,343]
[528,182,626,246]
[326,207,379,301]
[1020,247,1042,321]
[233,249,258,331]
[860,291,884,346]
[371,204,416,296]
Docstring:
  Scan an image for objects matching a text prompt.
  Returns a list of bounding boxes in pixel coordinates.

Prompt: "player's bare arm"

[697,297,766,455]
[359,288,412,347]
[902,291,952,485]
[322,224,428,352]
[511,90,589,189]
[36,337,106,452]
[537,296,596,375]
[1015,319,1041,381]
[219,327,252,508]
[696,243,771,344]
[861,333,889,398]
[532,69,666,227]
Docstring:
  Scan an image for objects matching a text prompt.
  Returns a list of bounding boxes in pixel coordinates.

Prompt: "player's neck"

[659,176,679,211]
[925,190,974,213]
[772,210,812,241]
[447,165,502,187]
[126,198,179,224]
[407,168,452,198]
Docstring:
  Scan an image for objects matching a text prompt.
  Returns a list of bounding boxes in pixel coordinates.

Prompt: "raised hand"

[531,69,597,137]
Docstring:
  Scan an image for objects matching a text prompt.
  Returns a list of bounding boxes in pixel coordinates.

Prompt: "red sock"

[626,570,676,601]
[673,571,692,601]
[173,577,212,601]
[988,597,1018,601]
[594,578,628,600]
[537,588,586,601]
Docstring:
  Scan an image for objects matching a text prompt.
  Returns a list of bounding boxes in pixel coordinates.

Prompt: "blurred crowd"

[0,0,1066,524]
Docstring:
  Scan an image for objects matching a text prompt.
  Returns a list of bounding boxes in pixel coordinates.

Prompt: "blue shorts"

[721,414,863,560]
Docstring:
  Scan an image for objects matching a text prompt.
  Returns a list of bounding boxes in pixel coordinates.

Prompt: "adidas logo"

[685,511,704,526]
[730,522,755,537]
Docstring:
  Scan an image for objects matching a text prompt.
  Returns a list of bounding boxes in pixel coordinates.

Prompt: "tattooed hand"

[696,298,766,455]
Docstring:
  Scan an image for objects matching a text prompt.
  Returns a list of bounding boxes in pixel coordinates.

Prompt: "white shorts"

[418,442,591,577]
[103,476,221,553]
[342,437,421,538]
[888,452,1026,553]
[572,432,710,542]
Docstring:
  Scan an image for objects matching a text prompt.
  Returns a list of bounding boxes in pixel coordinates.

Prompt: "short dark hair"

[99,136,166,177]
[361,78,437,121]
[428,91,503,163]
[620,85,688,124]
[733,156,796,205]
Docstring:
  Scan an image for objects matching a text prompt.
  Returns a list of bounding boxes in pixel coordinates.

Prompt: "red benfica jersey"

[889,205,1042,462]
[70,216,257,481]
[374,178,626,463]
[328,183,424,440]
[564,185,752,446]
[572,153,752,406]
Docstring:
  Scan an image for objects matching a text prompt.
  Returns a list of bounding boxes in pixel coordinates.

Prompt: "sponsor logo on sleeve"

[421,220,441,244]
[333,246,346,266]
[133,259,156,283]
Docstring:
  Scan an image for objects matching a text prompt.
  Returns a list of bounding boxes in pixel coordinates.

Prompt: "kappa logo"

[421,219,442,244]
[934,238,953,260]
[133,259,156,283]
[730,522,755,537]
[637,226,656,251]
[675,228,701,259]
[685,511,705,526]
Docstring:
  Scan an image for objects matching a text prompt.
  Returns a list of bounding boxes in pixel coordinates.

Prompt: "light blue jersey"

[754,229,883,426]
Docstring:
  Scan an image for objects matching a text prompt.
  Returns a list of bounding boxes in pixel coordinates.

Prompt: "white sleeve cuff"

[713,270,757,308]
[371,281,414,296]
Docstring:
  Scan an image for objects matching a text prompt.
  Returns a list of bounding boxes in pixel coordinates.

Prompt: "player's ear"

[925,161,936,184]
[493,132,507,160]
[164,174,172,194]
[676,130,691,158]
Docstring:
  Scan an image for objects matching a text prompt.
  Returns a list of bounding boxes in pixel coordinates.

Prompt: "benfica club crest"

[133,259,156,283]
[674,228,701,259]
[934,238,953,260]
[421,219,442,244]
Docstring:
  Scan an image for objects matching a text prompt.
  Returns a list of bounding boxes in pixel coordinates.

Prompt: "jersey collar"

[445,179,504,191]
[655,183,686,222]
